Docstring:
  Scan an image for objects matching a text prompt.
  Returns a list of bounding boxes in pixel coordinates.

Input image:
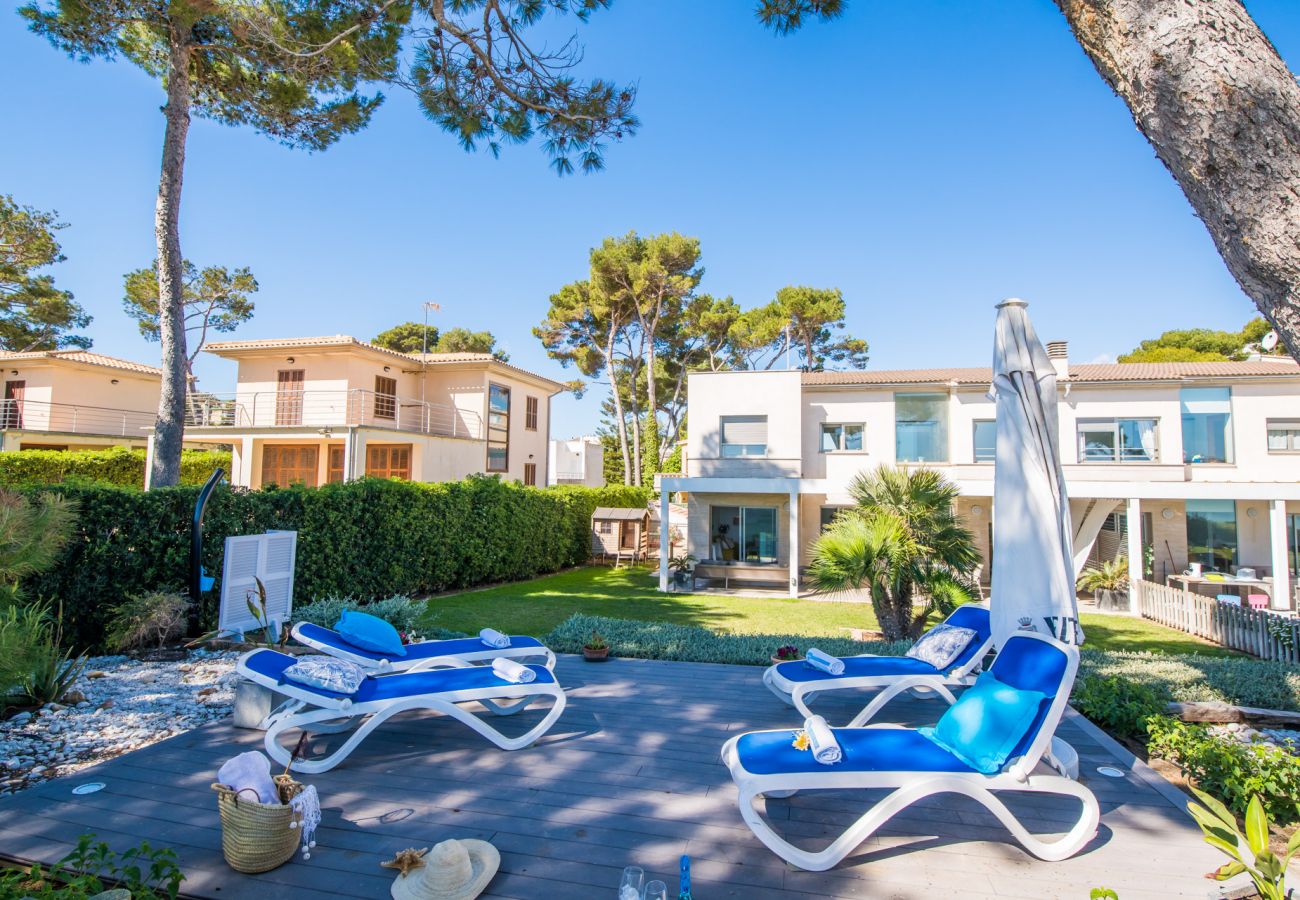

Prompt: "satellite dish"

[1262,331,1280,352]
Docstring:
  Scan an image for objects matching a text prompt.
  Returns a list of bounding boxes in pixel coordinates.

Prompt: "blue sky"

[4,1,1298,439]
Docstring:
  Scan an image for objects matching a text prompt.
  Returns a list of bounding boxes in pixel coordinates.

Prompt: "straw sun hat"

[390,839,500,900]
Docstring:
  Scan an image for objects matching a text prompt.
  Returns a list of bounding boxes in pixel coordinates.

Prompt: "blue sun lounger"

[238,648,567,773]
[724,632,1097,871]
[291,622,557,673]
[762,604,994,726]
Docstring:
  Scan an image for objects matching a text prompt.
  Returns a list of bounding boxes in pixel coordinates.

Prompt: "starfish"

[381,847,429,878]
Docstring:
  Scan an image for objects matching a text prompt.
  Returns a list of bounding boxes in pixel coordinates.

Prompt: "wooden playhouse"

[591,506,653,564]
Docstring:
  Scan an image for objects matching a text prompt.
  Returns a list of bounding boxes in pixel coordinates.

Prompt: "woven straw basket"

[212,774,304,873]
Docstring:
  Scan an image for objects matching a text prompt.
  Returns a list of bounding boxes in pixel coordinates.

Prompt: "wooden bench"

[694,562,789,590]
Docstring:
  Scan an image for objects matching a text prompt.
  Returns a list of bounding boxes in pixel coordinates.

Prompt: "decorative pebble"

[1,649,237,795]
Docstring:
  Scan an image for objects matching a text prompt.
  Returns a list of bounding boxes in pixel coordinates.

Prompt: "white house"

[174,335,564,488]
[658,342,1300,606]
[548,436,604,487]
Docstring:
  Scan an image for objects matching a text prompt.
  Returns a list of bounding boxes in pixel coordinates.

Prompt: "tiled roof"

[0,350,162,376]
[803,359,1300,386]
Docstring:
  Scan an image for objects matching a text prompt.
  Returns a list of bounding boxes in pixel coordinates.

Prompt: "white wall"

[687,371,802,477]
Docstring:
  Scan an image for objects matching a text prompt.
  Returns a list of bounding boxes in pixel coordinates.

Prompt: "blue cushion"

[334,610,407,657]
[735,727,978,776]
[919,671,1045,774]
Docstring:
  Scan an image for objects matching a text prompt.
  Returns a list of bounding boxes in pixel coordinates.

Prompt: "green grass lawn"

[420,565,1236,655]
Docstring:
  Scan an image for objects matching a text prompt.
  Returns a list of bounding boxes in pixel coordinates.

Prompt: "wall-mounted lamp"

[8,370,16,376]
[286,357,295,364]
[110,379,119,385]
[383,365,391,372]
[1247,506,1259,519]
[970,504,984,517]
[318,427,333,439]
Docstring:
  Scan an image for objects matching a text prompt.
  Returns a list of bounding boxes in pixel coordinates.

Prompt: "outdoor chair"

[292,622,556,674]
[723,632,1098,871]
[1248,594,1269,610]
[237,648,567,773]
[762,605,993,726]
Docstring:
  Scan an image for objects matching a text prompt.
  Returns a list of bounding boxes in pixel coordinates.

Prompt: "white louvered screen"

[218,531,299,635]
[720,415,767,445]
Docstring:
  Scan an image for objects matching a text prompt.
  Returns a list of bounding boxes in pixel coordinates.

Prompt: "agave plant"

[1187,786,1295,900]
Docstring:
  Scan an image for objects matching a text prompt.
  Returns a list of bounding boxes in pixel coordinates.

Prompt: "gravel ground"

[0,649,238,794]
[1210,720,1300,756]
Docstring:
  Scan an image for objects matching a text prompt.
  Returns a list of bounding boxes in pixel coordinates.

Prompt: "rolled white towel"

[804,715,842,765]
[805,648,845,676]
[480,627,511,649]
[491,657,535,684]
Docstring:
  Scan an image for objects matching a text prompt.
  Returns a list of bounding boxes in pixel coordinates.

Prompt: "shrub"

[23,477,646,650]
[545,614,911,665]
[1070,673,1168,741]
[294,595,428,634]
[0,447,228,489]
[105,591,190,652]
[1079,648,1300,713]
[0,489,75,607]
[3,602,86,709]
[1146,715,1300,824]
[0,832,184,899]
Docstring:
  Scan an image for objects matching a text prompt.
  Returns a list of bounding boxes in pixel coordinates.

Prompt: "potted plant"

[583,630,610,662]
[1077,558,1129,612]
[668,554,697,591]
[771,645,800,665]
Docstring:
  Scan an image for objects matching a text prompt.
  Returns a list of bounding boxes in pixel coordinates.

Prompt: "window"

[2,380,25,429]
[720,415,767,458]
[972,420,996,463]
[1076,418,1158,462]
[366,444,411,480]
[261,445,318,487]
[1181,387,1233,463]
[709,505,778,563]
[374,375,397,420]
[487,384,510,472]
[1268,419,1300,453]
[819,507,848,533]
[599,520,612,534]
[820,423,864,452]
[525,396,539,431]
[1186,499,1237,571]
[275,370,304,426]
[327,445,345,483]
[895,392,948,462]
[523,462,537,486]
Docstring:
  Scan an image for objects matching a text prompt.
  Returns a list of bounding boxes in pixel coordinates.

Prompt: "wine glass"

[619,866,644,900]
[642,880,668,900]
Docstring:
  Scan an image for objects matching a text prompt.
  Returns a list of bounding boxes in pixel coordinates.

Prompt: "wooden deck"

[0,655,1225,899]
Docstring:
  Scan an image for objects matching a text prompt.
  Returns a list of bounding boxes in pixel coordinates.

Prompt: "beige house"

[174,335,564,489]
[660,344,1300,605]
[0,350,164,452]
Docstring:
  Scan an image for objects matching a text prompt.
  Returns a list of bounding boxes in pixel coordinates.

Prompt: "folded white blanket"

[492,657,535,683]
[805,648,845,676]
[218,750,279,805]
[480,628,511,649]
[804,715,842,765]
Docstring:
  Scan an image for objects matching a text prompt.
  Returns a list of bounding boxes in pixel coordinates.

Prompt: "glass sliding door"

[708,504,778,564]
[1181,387,1233,463]
[1186,499,1238,571]
[895,393,948,463]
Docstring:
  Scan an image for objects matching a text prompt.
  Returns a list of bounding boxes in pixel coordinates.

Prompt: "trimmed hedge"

[545,613,911,665]
[0,447,230,488]
[24,478,648,651]
[1078,648,1300,712]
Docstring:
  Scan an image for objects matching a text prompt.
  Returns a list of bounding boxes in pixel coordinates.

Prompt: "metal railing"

[1134,579,1300,662]
[0,398,155,437]
[184,389,484,440]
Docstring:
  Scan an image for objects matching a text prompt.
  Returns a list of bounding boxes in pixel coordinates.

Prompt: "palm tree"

[809,466,979,641]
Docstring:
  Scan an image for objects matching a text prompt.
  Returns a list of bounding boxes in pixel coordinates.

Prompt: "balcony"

[184,389,484,440]
[0,399,155,438]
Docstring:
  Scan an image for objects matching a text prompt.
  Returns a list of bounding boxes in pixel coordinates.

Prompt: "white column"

[238,436,255,488]
[658,489,670,593]
[342,428,356,482]
[1271,499,1291,611]
[1126,498,1142,605]
[788,488,800,598]
[143,433,156,491]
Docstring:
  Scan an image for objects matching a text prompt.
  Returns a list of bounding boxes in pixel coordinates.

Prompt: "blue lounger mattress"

[296,622,548,662]
[244,648,555,703]
[773,656,943,683]
[735,727,978,776]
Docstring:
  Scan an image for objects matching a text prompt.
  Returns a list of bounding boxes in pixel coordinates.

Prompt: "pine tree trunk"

[149,34,193,488]
[604,332,632,485]
[1055,0,1300,355]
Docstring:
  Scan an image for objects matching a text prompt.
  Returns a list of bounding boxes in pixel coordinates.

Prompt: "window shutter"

[218,531,298,635]
[721,415,767,446]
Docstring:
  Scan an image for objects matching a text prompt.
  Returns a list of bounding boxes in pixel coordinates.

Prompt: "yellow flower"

[791,730,810,751]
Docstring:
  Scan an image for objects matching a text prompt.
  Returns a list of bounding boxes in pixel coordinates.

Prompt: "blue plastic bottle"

[678,855,692,900]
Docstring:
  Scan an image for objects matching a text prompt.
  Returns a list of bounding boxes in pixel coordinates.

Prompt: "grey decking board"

[0,654,1225,899]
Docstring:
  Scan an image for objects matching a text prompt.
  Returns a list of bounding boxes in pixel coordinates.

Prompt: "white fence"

[1134,579,1300,662]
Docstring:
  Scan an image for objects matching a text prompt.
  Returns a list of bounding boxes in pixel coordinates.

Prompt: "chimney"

[1045,341,1069,381]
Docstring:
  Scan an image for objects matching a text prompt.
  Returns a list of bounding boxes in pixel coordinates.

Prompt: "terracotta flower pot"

[583,647,609,662]
[771,655,800,665]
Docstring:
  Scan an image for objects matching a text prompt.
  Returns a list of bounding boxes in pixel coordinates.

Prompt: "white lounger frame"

[290,622,557,673]
[237,653,567,774]
[725,633,1099,871]
[761,634,992,726]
